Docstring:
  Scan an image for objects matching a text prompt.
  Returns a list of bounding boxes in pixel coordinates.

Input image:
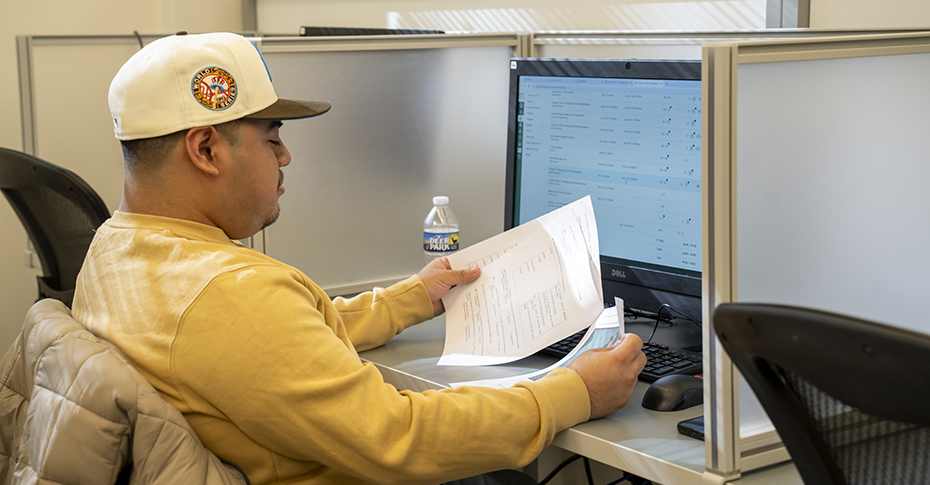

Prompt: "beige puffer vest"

[0,299,249,485]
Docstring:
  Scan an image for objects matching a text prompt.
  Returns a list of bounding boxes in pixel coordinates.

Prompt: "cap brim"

[246,98,331,120]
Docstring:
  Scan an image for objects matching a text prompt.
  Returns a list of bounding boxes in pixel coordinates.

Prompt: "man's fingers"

[604,333,644,362]
[418,260,482,317]
[618,333,643,347]
[437,257,452,270]
[632,348,647,372]
[445,266,480,287]
[569,336,646,419]
[461,265,480,283]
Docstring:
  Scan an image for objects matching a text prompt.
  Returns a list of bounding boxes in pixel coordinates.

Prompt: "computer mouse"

[641,374,703,412]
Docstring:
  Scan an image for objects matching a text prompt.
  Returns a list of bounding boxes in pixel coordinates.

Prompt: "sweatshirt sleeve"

[170,265,591,485]
[331,275,435,352]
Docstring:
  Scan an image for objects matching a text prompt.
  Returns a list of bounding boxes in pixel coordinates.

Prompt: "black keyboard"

[539,330,703,382]
[638,342,703,382]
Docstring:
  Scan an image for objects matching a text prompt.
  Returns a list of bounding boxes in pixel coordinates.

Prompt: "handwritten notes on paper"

[438,197,604,366]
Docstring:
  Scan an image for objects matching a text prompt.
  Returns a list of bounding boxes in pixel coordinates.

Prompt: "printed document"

[438,197,603,366]
[450,300,624,388]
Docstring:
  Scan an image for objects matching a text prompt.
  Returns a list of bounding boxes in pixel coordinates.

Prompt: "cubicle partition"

[17,29,915,294]
[703,31,930,481]
[254,34,521,295]
[16,33,525,294]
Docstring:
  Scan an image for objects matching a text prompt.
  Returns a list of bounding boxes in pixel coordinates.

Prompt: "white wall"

[0,0,246,351]
[255,0,930,36]
[257,0,767,34]
[811,0,930,28]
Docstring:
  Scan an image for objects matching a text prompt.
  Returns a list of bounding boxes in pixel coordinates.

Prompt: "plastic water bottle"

[423,196,460,264]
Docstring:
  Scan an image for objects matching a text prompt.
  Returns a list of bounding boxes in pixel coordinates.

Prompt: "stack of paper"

[438,196,605,366]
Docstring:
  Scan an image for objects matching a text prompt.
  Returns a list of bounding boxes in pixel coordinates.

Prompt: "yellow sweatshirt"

[73,211,590,485]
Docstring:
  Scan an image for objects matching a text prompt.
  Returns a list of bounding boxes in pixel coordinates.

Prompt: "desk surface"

[360,316,802,485]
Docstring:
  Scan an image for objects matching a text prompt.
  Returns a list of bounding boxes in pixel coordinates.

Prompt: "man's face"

[221,119,291,239]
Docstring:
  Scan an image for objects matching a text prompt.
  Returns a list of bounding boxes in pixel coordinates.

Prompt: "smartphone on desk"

[677,415,704,441]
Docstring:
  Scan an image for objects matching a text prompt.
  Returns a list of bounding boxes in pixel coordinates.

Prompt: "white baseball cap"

[108,32,331,140]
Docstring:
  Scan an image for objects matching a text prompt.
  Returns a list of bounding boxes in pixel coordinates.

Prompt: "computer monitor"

[503,58,703,348]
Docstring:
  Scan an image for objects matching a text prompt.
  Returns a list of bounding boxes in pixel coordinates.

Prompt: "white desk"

[359,316,802,485]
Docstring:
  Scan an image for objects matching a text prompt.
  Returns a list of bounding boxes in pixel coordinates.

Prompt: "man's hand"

[568,333,647,419]
[417,257,481,317]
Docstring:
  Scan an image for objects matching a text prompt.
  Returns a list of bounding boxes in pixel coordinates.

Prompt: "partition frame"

[702,30,930,480]
[14,32,526,278]
[257,32,526,54]
[527,28,929,58]
[16,36,36,156]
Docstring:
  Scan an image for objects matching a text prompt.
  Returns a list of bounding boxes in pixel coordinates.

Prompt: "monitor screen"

[504,58,703,326]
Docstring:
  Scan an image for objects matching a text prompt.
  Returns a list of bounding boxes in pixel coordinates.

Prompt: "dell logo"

[612,269,627,279]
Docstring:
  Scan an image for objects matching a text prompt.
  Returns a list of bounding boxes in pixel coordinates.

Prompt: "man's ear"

[184,126,224,176]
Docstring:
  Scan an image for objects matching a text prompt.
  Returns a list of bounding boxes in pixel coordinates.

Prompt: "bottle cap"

[433,196,449,206]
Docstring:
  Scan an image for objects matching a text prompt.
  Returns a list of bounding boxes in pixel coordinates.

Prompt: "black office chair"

[0,147,109,307]
[713,303,930,485]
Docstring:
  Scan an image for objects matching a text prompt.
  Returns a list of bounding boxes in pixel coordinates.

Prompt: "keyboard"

[539,330,703,382]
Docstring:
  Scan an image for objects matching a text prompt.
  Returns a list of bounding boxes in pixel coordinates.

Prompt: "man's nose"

[279,142,292,167]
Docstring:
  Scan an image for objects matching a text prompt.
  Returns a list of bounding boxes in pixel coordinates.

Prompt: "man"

[73,32,646,485]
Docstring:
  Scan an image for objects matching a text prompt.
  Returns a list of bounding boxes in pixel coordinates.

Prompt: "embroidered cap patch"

[192,67,237,111]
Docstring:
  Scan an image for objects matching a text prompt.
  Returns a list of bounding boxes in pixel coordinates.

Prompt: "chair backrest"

[2,299,249,485]
[713,303,930,485]
[0,148,110,307]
